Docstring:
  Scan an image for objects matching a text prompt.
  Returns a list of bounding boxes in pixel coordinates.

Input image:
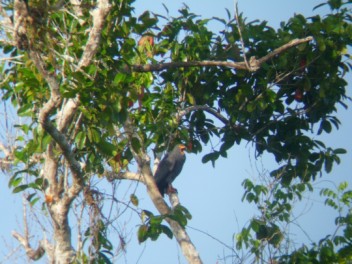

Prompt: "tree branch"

[257,36,314,64]
[131,37,313,73]
[234,2,249,69]
[0,142,11,157]
[40,121,83,194]
[78,0,111,68]
[167,193,203,264]
[106,170,146,183]
[176,105,229,125]
[12,198,46,261]
[57,97,80,133]
[108,166,203,263]
[12,232,45,261]
[131,60,248,72]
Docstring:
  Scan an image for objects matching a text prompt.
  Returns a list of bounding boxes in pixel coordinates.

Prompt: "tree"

[0,0,351,263]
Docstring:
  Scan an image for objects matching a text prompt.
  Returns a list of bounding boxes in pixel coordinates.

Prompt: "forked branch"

[131,37,313,73]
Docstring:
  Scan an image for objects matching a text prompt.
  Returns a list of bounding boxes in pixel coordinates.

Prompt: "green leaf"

[9,176,22,188]
[130,194,139,206]
[98,140,117,156]
[87,127,101,143]
[98,252,113,264]
[150,215,163,225]
[113,73,126,85]
[334,148,347,155]
[13,184,29,193]
[160,225,173,239]
[29,197,40,207]
[131,137,141,153]
[17,104,33,117]
[138,224,148,243]
[324,157,333,173]
[75,131,86,150]
[201,152,219,167]
[174,205,192,220]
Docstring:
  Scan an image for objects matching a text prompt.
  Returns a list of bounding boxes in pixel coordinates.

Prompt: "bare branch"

[12,232,45,261]
[43,144,59,199]
[234,2,249,69]
[70,0,84,21]
[131,37,313,73]
[0,142,11,157]
[40,121,83,189]
[131,60,248,72]
[78,0,111,68]
[0,4,13,37]
[176,105,229,125]
[57,97,80,133]
[257,37,314,64]
[106,170,146,183]
[12,198,46,261]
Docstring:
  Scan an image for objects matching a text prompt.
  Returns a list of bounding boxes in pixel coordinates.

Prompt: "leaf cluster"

[137,205,192,243]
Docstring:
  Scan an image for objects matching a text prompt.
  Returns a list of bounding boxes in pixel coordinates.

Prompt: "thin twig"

[12,199,45,261]
[234,1,249,69]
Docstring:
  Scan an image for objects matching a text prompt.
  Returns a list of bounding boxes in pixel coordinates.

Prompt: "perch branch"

[167,193,203,264]
[108,166,203,263]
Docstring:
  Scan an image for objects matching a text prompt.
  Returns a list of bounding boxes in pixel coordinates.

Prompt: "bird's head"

[178,144,187,154]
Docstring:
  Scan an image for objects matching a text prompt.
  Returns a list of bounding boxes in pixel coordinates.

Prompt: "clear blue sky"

[0,1,351,263]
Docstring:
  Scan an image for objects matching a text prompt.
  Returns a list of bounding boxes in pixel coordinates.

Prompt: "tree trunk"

[49,203,75,263]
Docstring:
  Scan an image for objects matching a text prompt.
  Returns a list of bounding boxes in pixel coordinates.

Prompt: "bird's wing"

[154,155,172,182]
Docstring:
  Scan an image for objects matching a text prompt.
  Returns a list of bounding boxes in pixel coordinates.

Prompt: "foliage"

[0,0,351,262]
[137,205,191,243]
[237,176,311,260]
[236,178,352,264]
[279,182,352,263]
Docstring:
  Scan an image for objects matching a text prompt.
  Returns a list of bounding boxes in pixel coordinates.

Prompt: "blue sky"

[1,1,351,263]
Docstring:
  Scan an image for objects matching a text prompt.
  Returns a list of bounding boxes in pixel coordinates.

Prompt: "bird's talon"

[167,185,178,195]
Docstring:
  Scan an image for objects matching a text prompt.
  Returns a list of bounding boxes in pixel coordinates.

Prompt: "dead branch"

[12,232,45,261]
[131,36,313,73]
[234,2,249,69]
[12,198,46,261]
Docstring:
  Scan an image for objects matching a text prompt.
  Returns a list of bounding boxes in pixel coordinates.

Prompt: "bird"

[154,144,187,197]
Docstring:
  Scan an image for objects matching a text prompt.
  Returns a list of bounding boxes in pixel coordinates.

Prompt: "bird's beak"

[179,145,187,152]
